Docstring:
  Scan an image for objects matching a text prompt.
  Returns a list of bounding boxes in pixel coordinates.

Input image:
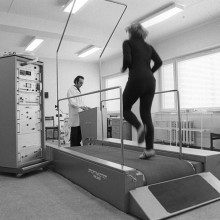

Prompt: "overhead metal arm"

[99,0,127,165]
[56,0,76,146]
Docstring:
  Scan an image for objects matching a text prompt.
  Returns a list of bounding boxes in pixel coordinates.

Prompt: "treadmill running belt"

[68,145,195,185]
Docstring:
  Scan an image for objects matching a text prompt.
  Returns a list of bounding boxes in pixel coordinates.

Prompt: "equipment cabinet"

[0,55,48,175]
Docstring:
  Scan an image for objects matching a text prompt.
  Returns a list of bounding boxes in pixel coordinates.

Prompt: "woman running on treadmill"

[121,23,162,159]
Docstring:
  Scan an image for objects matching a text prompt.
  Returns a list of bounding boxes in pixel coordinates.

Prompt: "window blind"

[178,52,220,109]
[161,63,175,109]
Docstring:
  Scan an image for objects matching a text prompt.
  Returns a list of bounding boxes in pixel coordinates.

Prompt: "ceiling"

[0,0,220,63]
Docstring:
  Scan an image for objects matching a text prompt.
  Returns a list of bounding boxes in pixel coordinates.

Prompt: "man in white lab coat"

[67,75,89,146]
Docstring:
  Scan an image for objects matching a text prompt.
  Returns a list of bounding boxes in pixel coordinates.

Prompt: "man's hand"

[81,106,91,111]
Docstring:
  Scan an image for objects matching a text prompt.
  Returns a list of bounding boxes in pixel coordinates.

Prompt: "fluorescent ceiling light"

[77,46,101,58]
[140,3,184,28]
[64,0,89,14]
[25,38,44,51]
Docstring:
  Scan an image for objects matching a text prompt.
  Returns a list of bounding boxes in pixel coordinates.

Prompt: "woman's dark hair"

[126,23,148,39]
[74,75,84,84]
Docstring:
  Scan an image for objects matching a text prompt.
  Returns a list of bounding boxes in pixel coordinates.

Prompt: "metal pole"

[176,91,182,159]
[101,97,120,103]
[119,87,124,165]
[57,101,61,146]
[59,86,121,102]
[155,89,177,95]
[56,0,76,147]
[55,52,61,146]
[98,0,127,163]
[99,1,127,59]
[99,60,104,145]
[155,89,183,159]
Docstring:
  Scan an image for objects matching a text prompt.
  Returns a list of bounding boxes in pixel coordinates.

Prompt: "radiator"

[171,120,194,145]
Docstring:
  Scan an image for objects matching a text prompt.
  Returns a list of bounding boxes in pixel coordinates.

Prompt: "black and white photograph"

[1,0,220,219]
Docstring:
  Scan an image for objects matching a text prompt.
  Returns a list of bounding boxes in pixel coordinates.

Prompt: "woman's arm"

[151,46,163,73]
[121,41,132,72]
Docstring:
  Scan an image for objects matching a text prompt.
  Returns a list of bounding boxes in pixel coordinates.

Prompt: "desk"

[79,107,107,144]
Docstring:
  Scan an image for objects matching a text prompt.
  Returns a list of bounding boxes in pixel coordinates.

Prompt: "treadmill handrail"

[59,86,121,101]
[57,86,125,165]
[155,89,182,159]
[100,89,183,160]
[55,0,128,166]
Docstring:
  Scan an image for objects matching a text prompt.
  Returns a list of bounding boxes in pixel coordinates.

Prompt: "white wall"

[41,58,100,123]
[155,18,220,61]
[101,55,122,77]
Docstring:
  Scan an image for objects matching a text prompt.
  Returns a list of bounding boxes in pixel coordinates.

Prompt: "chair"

[210,133,220,151]
[45,116,58,140]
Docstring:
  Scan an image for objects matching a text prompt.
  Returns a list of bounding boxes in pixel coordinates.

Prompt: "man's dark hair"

[74,75,84,84]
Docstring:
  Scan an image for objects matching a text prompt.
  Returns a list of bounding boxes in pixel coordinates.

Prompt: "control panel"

[16,61,43,165]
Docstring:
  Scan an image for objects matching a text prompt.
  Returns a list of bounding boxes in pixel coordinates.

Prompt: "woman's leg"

[123,80,145,143]
[123,80,141,130]
[139,81,156,149]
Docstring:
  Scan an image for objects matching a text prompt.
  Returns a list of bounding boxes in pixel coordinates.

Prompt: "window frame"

[159,61,177,111]
[103,71,128,114]
[160,46,220,112]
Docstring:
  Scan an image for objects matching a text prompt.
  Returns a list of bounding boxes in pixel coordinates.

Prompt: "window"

[178,51,220,109]
[161,63,175,109]
[105,73,128,112]
[161,49,220,110]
